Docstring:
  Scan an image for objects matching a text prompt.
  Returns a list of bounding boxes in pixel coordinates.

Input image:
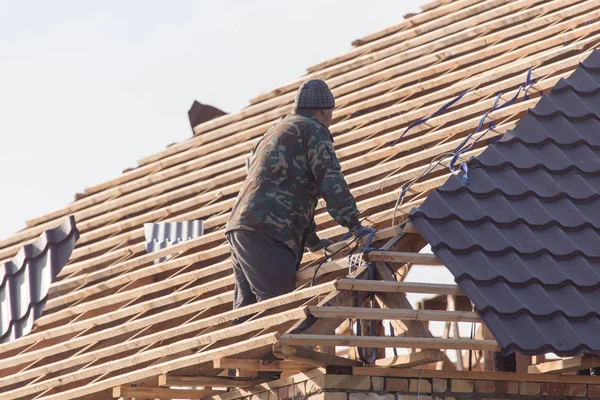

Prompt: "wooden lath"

[374,350,444,368]
[307,307,481,323]
[273,345,362,368]
[528,355,600,374]
[277,334,500,351]
[334,279,464,296]
[158,374,271,388]
[113,386,223,399]
[9,1,597,246]
[213,359,313,372]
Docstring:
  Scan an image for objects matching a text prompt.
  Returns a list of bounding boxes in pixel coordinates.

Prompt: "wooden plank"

[142,0,589,173]
[158,375,271,388]
[113,386,223,399]
[0,308,302,395]
[273,345,362,368]
[13,8,596,245]
[351,0,472,47]
[6,333,280,400]
[373,262,432,338]
[0,285,330,381]
[214,359,313,372]
[528,356,600,374]
[352,366,600,384]
[374,350,444,368]
[48,0,576,231]
[308,307,481,322]
[363,251,443,265]
[212,369,325,400]
[279,334,501,351]
[335,279,463,296]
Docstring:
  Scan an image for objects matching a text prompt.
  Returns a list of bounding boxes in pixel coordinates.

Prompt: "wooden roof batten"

[0,0,599,398]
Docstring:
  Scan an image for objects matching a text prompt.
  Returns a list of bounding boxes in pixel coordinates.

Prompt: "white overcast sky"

[0,1,426,239]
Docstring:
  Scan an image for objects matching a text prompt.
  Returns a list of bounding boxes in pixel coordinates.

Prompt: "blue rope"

[390,91,467,147]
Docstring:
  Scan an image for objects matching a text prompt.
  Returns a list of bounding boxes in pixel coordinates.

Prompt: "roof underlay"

[0,0,599,399]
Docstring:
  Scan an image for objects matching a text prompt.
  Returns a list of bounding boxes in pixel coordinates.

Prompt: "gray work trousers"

[227,230,298,312]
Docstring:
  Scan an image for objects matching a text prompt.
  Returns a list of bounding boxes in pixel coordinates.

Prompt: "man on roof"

[226,79,374,314]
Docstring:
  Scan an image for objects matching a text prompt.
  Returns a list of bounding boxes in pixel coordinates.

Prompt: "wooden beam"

[308,307,481,322]
[214,359,313,372]
[335,279,463,296]
[352,366,600,384]
[212,369,325,400]
[373,262,432,338]
[3,330,281,399]
[0,283,328,378]
[363,251,443,265]
[158,375,271,388]
[323,225,406,254]
[273,345,362,368]
[528,356,600,374]
[374,350,444,368]
[113,386,223,399]
[279,334,500,351]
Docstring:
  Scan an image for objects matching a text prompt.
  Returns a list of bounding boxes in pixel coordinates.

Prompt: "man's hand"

[352,226,376,239]
[307,238,334,253]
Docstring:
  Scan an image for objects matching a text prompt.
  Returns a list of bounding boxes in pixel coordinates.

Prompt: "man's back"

[227,113,324,254]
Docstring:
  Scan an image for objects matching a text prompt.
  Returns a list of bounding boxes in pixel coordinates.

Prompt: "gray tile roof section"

[144,220,204,263]
[0,216,79,343]
[409,49,600,357]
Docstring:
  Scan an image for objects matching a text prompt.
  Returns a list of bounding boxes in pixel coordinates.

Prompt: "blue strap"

[449,69,534,172]
[523,69,533,101]
[390,92,467,147]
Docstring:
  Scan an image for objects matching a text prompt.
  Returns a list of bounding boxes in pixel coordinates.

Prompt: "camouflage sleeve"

[306,125,361,231]
[246,136,264,172]
[305,219,320,249]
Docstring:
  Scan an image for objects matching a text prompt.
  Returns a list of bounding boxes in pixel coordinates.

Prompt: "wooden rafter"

[308,306,481,322]
[335,279,463,296]
[278,334,501,351]
[214,359,313,372]
[113,385,222,399]
[363,251,443,265]
[352,365,600,383]
[273,344,362,367]
[374,349,444,368]
[528,355,600,374]
[158,374,271,388]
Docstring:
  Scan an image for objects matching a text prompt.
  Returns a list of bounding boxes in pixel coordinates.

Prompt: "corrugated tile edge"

[144,220,203,263]
[0,216,79,343]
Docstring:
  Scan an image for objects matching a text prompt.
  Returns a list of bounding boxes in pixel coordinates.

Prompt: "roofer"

[226,79,374,316]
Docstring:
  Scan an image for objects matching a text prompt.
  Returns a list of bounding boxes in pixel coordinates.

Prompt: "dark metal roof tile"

[436,248,600,287]
[414,217,600,257]
[530,89,600,119]
[410,49,600,355]
[461,280,600,319]
[412,191,600,229]
[436,168,600,200]
[481,313,600,356]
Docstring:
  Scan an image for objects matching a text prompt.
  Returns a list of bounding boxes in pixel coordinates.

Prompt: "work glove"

[307,238,334,253]
[352,226,376,239]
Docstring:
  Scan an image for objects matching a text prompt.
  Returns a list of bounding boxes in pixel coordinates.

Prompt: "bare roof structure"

[1,1,600,399]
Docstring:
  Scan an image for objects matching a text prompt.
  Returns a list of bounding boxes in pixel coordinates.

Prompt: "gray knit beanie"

[295,79,335,109]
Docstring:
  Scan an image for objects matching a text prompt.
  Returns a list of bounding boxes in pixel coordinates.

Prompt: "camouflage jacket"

[226,111,361,256]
